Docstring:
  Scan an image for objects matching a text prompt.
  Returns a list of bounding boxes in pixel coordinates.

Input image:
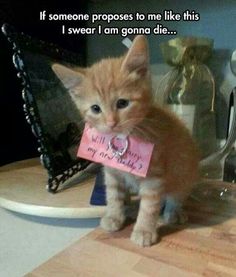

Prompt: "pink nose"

[107,120,116,128]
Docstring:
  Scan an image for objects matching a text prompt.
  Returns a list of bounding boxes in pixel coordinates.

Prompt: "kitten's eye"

[91,104,102,114]
[116,99,129,109]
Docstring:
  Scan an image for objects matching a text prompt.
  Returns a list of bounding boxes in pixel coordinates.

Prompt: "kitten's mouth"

[99,125,131,136]
[87,121,132,135]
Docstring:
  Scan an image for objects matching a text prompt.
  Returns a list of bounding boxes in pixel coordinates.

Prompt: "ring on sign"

[108,135,129,157]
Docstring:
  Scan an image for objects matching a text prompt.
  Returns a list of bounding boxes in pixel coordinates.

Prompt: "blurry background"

[1,0,236,165]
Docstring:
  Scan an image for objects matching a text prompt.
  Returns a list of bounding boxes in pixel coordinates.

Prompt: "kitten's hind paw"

[100,215,125,232]
[163,210,188,225]
[131,229,158,247]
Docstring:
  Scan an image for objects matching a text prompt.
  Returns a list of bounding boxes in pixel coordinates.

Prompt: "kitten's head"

[52,35,151,134]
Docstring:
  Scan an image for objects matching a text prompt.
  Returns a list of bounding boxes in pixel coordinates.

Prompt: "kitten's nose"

[106,114,117,129]
[107,120,116,128]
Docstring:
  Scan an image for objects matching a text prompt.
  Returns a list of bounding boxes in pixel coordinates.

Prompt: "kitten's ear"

[121,35,149,76]
[51,63,84,90]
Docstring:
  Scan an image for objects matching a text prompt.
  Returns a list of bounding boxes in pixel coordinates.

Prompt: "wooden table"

[26,180,236,276]
[1,159,235,276]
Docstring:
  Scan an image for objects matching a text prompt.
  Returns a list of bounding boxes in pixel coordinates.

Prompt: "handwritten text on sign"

[77,124,154,177]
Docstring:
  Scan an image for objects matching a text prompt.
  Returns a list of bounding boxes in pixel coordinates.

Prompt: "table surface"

[26,180,236,276]
[0,158,106,218]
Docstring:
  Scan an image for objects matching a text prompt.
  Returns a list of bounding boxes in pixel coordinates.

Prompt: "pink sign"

[77,124,154,177]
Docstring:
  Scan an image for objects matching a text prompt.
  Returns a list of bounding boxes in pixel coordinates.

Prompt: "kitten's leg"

[100,170,126,232]
[131,179,162,247]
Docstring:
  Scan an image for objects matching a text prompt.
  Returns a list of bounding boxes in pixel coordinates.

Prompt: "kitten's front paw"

[100,215,125,232]
[131,229,158,247]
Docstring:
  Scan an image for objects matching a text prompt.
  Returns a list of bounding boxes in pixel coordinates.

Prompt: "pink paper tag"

[77,124,154,177]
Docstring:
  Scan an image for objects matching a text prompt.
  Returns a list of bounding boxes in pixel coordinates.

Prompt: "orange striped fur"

[52,35,199,247]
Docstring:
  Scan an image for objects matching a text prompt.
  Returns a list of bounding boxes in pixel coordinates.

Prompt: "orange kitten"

[52,35,199,247]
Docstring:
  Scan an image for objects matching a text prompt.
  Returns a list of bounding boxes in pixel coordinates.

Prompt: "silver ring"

[108,135,129,157]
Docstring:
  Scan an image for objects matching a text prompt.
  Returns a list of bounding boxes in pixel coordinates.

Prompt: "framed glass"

[2,23,90,192]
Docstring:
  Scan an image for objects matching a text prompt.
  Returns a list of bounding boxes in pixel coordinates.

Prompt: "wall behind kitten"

[87,0,236,63]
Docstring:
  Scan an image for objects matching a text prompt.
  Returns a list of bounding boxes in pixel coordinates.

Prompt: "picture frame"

[2,23,90,193]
